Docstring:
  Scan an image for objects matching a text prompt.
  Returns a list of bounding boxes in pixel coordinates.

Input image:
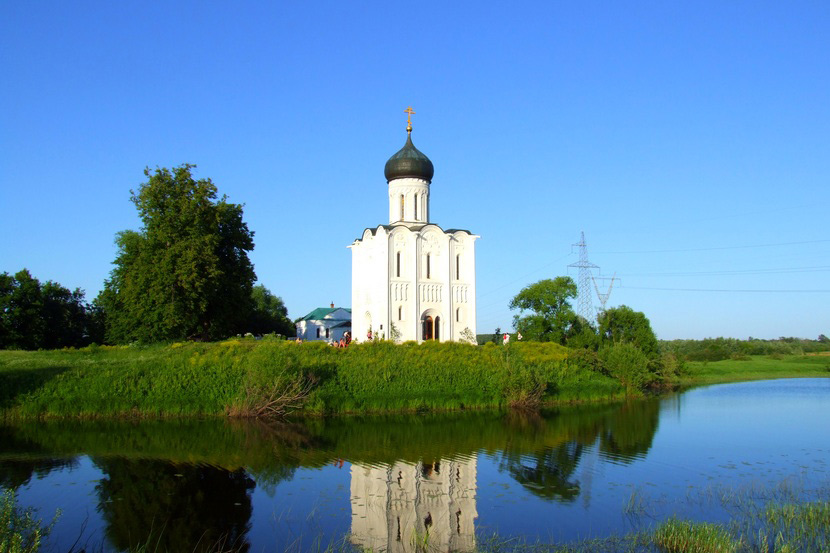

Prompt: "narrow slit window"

[396,252,400,277]
[414,196,418,220]
[400,194,404,220]
[426,254,431,279]
[398,306,402,320]
[456,308,460,322]
[456,254,460,280]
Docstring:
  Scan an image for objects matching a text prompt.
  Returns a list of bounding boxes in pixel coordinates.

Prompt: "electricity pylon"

[592,272,619,319]
[568,231,599,323]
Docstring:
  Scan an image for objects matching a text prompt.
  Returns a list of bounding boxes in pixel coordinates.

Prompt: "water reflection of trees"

[0,426,77,488]
[1,397,662,519]
[598,399,660,463]
[496,400,660,501]
[498,443,583,501]
[94,458,254,553]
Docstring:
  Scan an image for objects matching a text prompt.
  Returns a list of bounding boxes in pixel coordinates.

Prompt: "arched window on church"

[414,195,418,220]
[398,306,402,320]
[400,194,404,220]
[456,307,460,322]
[396,252,401,277]
[456,254,460,280]
[426,254,431,279]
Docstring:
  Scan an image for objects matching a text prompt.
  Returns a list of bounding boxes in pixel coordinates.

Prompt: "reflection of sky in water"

[2,378,829,551]
[13,457,109,550]
[249,464,352,552]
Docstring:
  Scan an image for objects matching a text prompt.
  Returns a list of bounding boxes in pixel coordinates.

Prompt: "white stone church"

[349,112,478,342]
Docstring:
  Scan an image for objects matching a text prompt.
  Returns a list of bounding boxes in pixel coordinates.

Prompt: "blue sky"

[1,1,828,340]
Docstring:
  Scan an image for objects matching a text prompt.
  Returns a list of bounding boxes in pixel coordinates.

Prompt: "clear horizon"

[2,1,828,340]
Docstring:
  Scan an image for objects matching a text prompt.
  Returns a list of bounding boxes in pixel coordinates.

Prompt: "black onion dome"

[384,133,434,182]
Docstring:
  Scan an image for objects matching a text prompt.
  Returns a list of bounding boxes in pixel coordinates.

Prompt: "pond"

[2,378,829,552]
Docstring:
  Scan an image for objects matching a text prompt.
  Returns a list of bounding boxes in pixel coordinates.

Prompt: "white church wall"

[389,227,417,341]
[351,227,390,342]
[450,231,478,341]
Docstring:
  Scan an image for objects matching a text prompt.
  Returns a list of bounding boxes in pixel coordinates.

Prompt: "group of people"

[503,331,522,345]
[332,331,352,348]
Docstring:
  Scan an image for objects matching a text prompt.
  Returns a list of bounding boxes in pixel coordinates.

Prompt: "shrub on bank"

[599,343,652,394]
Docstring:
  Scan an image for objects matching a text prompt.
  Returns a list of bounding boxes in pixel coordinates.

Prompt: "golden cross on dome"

[404,106,415,133]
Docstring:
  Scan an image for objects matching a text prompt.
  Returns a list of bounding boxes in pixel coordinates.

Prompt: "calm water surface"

[2,378,829,552]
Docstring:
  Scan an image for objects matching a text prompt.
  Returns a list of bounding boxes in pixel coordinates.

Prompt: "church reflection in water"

[350,457,477,552]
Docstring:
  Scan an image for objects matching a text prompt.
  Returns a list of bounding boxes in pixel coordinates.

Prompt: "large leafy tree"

[98,165,256,343]
[597,305,659,358]
[509,277,578,344]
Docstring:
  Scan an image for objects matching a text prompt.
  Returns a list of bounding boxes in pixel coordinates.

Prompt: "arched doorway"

[421,311,441,341]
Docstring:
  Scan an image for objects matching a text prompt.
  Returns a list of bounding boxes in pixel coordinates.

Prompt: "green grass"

[682,353,830,385]
[2,342,826,420]
[0,340,625,420]
[652,518,738,553]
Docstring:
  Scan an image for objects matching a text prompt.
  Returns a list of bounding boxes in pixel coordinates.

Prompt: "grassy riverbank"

[1,340,827,420]
[0,339,623,420]
[682,353,830,385]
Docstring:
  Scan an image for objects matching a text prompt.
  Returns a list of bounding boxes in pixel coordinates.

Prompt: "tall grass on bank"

[0,340,625,419]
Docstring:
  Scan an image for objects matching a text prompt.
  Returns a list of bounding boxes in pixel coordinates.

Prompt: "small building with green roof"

[295,303,352,343]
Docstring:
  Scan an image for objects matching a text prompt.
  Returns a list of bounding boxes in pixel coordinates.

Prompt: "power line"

[616,265,830,277]
[477,253,571,299]
[620,285,830,293]
[595,239,830,255]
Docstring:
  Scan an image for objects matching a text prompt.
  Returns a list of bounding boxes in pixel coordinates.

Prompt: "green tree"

[0,269,44,350]
[0,269,92,350]
[509,277,578,344]
[40,281,88,349]
[98,165,256,343]
[247,284,294,336]
[565,316,600,350]
[598,342,651,393]
[597,305,659,358]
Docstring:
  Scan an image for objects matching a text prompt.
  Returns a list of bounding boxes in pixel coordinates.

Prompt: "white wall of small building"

[296,309,352,343]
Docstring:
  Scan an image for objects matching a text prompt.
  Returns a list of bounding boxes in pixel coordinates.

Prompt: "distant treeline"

[660,336,830,362]
[0,268,294,351]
